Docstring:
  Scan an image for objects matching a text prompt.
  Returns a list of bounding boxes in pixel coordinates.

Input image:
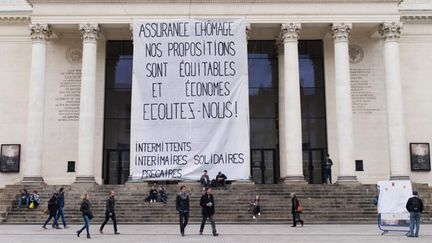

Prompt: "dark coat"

[200,193,215,216]
[80,199,91,216]
[57,192,65,208]
[105,196,116,213]
[47,196,58,216]
[176,193,190,213]
[291,197,300,214]
[406,196,424,213]
[216,173,227,181]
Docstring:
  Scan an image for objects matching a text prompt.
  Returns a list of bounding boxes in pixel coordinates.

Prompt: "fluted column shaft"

[379,22,410,180]
[330,23,357,183]
[22,24,52,183]
[75,23,100,183]
[280,23,304,182]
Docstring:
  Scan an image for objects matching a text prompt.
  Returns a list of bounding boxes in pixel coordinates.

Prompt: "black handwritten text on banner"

[130,19,250,180]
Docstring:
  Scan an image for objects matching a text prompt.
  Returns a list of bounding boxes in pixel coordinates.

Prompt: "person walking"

[56,188,68,228]
[199,187,219,236]
[290,193,304,227]
[100,190,119,235]
[250,195,261,219]
[77,194,93,239]
[406,191,424,237]
[324,154,333,184]
[176,186,190,236]
[43,193,59,229]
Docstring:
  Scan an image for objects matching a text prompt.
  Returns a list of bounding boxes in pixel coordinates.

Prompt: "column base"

[74,176,96,184]
[390,175,410,180]
[281,176,307,184]
[21,176,44,184]
[336,175,359,184]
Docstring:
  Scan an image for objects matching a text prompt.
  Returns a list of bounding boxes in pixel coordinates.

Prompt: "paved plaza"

[0,224,431,243]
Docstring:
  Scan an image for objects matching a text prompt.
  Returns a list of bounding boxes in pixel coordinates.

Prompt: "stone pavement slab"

[0,224,431,243]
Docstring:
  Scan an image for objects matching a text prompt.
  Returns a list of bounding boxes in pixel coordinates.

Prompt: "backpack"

[411,197,421,212]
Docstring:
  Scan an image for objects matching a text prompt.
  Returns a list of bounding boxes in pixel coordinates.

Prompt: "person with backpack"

[406,191,424,237]
[290,192,304,227]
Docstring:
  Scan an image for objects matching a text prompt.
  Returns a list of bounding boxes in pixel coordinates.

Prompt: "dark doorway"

[251,148,279,184]
[104,149,130,185]
[102,40,133,184]
[303,148,326,184]
[248,40,280,184]
[299,40,328,184]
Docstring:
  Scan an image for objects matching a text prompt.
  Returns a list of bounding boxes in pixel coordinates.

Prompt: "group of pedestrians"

[175,186,219,236]
[76,190,119,239]
[42,188,67,229]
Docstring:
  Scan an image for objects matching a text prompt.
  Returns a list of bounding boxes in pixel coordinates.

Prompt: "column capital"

[129,23,134,40]
[281,23,301,42]
[330,23,352,42]
[276,38,284,55]
[246,23,251,40]
[379,22,402,42]
[29,23,52,42]
[79,23,100,41]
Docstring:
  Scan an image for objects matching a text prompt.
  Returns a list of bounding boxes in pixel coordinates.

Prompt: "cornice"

[0,16,31,23]
[400,10,432,22]
[27,0,402,4]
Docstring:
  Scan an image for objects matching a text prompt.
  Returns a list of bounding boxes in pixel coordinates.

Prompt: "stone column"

[276,39,286,178]
[280,23,304,182]
[75,23,100,183]
[330,23,357,183]
[22,24,52,183]
[379,22,410,180]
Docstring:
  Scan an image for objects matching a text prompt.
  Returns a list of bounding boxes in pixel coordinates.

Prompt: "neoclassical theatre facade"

[0,0,431,187]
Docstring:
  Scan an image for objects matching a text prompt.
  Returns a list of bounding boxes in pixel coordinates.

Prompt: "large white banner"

[130,19,250,180]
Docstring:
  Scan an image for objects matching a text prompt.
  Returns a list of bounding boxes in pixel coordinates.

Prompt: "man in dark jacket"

[99,190,119,235]
[176,186,190,236]
[406,191,424,237]
[216,172,227,190]
[199,187,218,236]
[56,188,67,228]
[324,154,333,184]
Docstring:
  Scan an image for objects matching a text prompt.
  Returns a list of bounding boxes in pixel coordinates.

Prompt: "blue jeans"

[409,212,421,236]
[17,197,29,208]
[43,214,58,228]
[78,215,90,236]
[56,207,67,227]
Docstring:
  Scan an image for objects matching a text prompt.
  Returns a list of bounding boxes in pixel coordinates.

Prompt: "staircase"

[0,183,430,225]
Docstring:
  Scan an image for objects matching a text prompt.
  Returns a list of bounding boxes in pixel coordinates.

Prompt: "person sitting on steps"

[250,195,261,219]
[216,172,227,190]
[146,185,158,203]
[158,186,168,204]
[200,170,210,189]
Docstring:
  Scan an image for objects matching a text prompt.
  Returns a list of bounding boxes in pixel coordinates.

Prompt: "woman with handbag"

[290,193,304,227]
[42,193,59,229]
[77,194,93,239]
